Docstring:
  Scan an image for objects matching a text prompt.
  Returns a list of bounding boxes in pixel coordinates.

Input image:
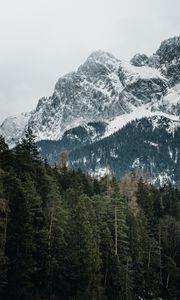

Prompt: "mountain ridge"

[1,36,180,145]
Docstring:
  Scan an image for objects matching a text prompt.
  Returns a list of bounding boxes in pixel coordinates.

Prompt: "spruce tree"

[0,173,8,296]
[16,126,39,160]
[3,173,36,299]
[63,193,101,299]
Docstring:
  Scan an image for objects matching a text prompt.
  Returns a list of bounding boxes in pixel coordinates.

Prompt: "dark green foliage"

[62,194,101,299]
[0,171,8,296]
[15,126,39,161]
[0,136,179,299]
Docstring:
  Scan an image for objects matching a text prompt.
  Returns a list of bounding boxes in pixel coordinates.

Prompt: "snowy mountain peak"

[78,50,119,74]
[84,50,118,64]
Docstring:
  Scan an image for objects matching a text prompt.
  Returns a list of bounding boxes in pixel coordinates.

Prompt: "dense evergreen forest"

[0,128,180,300]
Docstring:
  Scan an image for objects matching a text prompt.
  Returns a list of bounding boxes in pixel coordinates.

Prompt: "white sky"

[0,0,180,122]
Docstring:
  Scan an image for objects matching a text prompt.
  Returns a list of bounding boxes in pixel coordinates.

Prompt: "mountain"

[0,36,180,184]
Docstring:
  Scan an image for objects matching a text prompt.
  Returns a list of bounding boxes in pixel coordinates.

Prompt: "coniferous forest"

[0,128,180,300]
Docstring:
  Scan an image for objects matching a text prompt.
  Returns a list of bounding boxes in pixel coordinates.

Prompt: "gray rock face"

[148,54,161,68]
[130,53,149,66]
[125,78,167,103]
[156,36,180,86]
[157,36,180,63]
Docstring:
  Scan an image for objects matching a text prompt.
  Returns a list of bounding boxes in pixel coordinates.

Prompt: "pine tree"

[45,175,67,299]
[3,172,36,299]
[160,216,180,299]
[63,193,101,299]
[0,173,8,296]
[16,126,39,160]
[136,177,154,226]
[0,136,8,153]
[56,151,69,172]
[111,182,134,299]
[0,136,12,170]
[21,175,47,300]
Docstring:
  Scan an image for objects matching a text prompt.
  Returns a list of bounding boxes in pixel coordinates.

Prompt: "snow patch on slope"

[89,166,111,178]
[120,61,166,85]
[104,106,180,138]
[151,172,176,186]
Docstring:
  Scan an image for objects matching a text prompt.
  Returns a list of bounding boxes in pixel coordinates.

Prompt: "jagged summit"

[130,36,180,71]
[77,50,119,80]
[85,50,116,61]
[80,50,119,70]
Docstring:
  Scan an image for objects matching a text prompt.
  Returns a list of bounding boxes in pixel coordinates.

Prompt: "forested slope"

[0,129,180,300]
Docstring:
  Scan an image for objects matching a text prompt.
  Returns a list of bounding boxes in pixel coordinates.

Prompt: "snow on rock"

[160,83,180,115]
[145,141,159,147]
[89,166,111,179]
[0,112,31,148]
[164,83,180,105]
[151,172,176,186]
[0,37,180,148]
[168,146,173,159]
[132,158,141,169]
[119,60,167,86]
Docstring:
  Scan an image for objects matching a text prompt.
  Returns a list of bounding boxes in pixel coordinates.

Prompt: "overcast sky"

[0,0,180,123]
